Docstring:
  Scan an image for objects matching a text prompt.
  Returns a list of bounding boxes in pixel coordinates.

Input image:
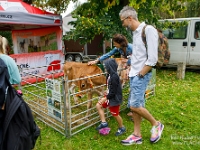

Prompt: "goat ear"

[66,66,72,72]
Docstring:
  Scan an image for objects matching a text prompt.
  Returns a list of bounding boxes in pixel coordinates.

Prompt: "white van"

[160,18,200,67]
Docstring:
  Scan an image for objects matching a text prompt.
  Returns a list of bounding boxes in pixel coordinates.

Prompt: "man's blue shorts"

[129,72,152,108]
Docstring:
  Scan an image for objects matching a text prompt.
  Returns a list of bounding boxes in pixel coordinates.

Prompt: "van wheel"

[75,54,83,62]
[66,54,74,61]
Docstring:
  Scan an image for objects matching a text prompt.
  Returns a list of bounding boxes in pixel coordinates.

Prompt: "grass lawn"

[34,68,200,150]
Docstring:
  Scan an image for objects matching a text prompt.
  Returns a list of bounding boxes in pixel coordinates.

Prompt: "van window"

[162,25,187,39]
[194,22,200,40]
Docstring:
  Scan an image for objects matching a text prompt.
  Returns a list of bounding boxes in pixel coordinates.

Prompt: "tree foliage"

[0,31,13,47]
[23,0,33,4]
[63,0,132,44]
[15,0,200,45]
[186,0,200,17]
[25,0,76,14]
[63,0,193,44]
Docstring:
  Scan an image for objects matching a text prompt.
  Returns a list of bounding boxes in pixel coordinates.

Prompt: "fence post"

[177,62,186,79]
[62,77,69,137]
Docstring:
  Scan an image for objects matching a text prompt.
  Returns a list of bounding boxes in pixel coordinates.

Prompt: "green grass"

[34,68,200,150]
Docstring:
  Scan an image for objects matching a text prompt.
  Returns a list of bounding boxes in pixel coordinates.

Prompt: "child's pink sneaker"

[99,127,111,135]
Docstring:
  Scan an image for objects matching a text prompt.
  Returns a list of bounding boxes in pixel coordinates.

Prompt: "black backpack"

[0,58,40,150]
[0,57,10,146]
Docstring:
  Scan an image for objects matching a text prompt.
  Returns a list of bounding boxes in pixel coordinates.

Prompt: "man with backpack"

[119,6,164,145]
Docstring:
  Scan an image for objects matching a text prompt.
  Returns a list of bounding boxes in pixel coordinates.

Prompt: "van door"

[187,20,200,65]
[162,21,189,65]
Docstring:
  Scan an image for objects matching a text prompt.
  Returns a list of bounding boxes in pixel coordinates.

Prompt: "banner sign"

[45,78,62,121]
[10,26,64,84]
[10,50,64,85]
[12,26,62,54]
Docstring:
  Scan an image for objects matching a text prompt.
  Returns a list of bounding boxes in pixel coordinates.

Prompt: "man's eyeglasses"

[121,17,129,23]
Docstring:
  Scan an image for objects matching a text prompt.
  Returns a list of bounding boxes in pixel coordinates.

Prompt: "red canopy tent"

[0,0,62,30]
[0,0,64,84]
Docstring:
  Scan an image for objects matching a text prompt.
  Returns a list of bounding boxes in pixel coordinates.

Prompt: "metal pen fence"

[19,63,156,137]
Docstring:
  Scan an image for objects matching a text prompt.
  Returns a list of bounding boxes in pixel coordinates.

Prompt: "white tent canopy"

[0,0,62,30]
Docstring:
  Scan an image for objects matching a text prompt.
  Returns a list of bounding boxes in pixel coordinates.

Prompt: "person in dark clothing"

[96,58,126,136]
[0,36,21,145]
